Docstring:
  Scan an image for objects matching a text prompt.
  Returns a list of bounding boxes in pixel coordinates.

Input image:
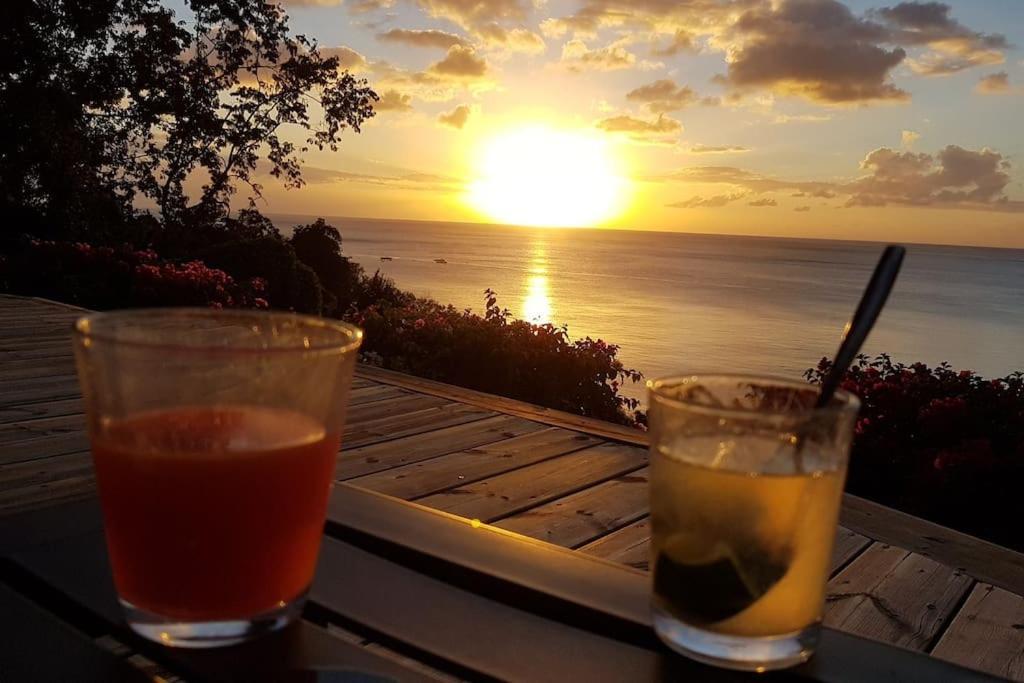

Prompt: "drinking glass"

[647,374,859,671]
[72,309,362,648]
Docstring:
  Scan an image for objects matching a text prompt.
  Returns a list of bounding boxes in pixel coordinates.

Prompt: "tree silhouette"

[1,0,377,238]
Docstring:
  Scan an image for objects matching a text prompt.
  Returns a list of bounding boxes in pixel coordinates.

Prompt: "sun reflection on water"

[521,239,553,324]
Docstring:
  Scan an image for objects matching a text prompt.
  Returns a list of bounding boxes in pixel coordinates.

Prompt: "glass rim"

[646,372,859,419]
[72,308,363,357]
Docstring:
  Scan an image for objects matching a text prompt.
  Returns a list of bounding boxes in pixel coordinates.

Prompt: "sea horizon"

[270,214,1024,403]
[269,211,1024,253]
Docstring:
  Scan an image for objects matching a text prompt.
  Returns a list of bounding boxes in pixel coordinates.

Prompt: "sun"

[467,126,628,228]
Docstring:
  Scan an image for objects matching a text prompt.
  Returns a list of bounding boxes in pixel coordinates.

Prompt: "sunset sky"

[247,0,1022,247]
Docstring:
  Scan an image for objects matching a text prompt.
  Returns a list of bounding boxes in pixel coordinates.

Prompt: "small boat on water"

[380,256,393,261]
[434,258,448,264]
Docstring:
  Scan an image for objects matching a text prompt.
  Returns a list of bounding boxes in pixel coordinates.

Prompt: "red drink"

[91,406,339,621]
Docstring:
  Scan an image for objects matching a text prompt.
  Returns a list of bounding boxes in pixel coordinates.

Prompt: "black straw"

[815,245,906,409]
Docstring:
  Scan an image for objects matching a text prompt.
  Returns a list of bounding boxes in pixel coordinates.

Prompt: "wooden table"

[0,484,1000,682]
[3,293,1024,680]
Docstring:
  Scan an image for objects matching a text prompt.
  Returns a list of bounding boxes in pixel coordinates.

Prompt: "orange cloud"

[377,29,468,50]
[560,39,659,72]
[655,144,1024,212]
[626,79,698,113]
[975,71,1020,95]
[375,89,413,112]
[475,24,546,54]
[668,193,747,208]
[320,46,369,72]
[438,104,472,129]
[428,45,489,77]
[690,144,751,154]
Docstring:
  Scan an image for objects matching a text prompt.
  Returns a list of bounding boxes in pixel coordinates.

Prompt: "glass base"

[652,604,817,672]
[122,592,306,648]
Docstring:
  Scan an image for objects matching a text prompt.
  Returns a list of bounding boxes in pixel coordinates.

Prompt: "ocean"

[275,216,1024,403]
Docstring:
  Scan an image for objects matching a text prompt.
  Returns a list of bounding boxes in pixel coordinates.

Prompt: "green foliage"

[1,0,376,236]
[0,240,267,309]
[289,218,363,315]
[353,289,644,426]
[199,237,321,314]
[354,270,417,310]
[806,354,1024,550]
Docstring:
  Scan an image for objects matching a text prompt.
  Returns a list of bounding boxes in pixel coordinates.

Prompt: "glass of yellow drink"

[647,374,859,671]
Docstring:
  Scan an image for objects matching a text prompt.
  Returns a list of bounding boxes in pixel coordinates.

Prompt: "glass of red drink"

[72,309,362,648]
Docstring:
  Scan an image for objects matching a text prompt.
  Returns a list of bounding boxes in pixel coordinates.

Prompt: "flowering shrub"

[806,354,1024,550]
[0,240,267,309]
[353,289,644,426]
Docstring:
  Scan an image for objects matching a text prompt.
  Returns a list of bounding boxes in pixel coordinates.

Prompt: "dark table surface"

[0,484,1000,682]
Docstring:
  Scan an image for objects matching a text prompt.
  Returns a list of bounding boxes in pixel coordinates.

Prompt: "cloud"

[375,89,413,112]
[475,24,546,54]
[412,0,528,30]
[873,2,1007,76]
[668,193,748,208]
[540,0,1007,102]
[748,197,778,206]
[438,104,472,128]
[772,113,833,124]
[690,144,751,154]
[720,0,909,104]
[901,129,920,148]
[371,52,493,104]
[976,71,1018,95]
[656,144,1023,212]
[377,29,468,50]
[626,79,698,113]
[428,45,489,77]
[347,0,395,12]
[654,165,835,196]
[595,114,682,143]
[560,39,660,72]
[652,29,698,56]
[320,47,369,72]
[282,0,343,5]
[296,166,460,192]
[540,0,742,40]
[845,145,1022,210]
[794,205,812,212]
[907,49,1003,76]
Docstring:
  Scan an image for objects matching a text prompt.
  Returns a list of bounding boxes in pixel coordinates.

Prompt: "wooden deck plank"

[0,382,81,407]
[579,518,652,571]
[0,473,97,514]
[840,494,1024,598]
[0,398,83,424]
[0,360,77,381]
[347,384,412,406]
[832,526,873,574]
[0,356,79,371]
[342,403,496,450]
[0,348,76,361]
[0,337,72,348]
[0,326,77,342]
[0,414,85,443]
[344,394,450,424]
[932,584,1024,682]
[348,427,600,500]
[493,467,650,548]
[0,452,93,491]
[824,543,975,651]
[338,415,547,480]
[0,431,90,465]
[414,442,648,523]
